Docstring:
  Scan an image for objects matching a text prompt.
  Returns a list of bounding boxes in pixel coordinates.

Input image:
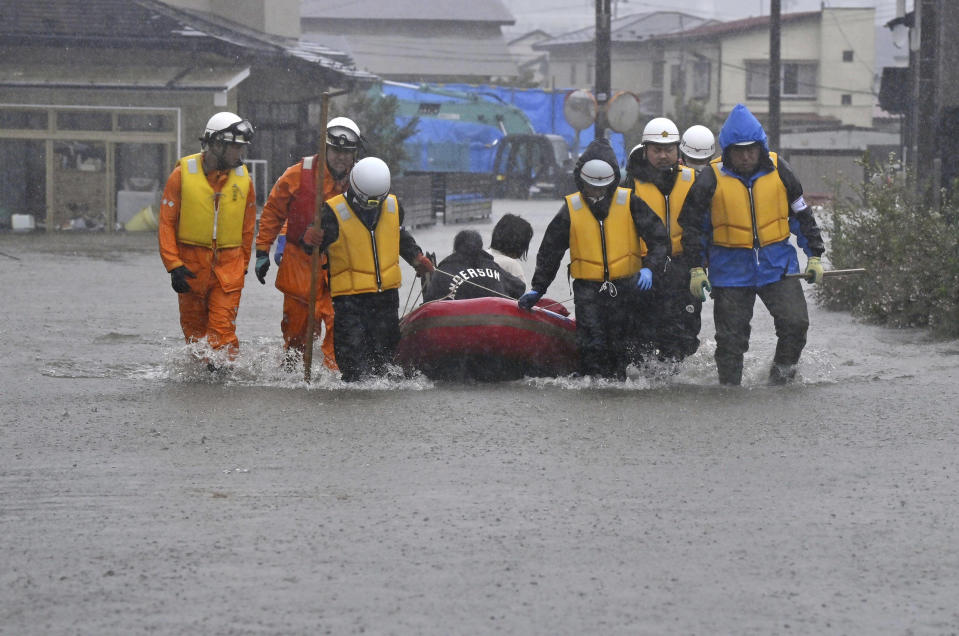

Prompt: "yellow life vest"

[327,194,402,296]
[710,151,790,248]
[176,153,250,248]
[568,187,642,281]
[633,166,694,256]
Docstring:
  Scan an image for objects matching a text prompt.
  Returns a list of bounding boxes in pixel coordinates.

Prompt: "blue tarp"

[442,84,626,165]
[399,116,503,173]
[381,83,626,173]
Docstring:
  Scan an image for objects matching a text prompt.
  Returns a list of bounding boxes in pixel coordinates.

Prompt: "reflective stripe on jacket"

[568,187,642,281]
[710,151,790,249]
[327,194,401,295]
[633,166,694,256]
[177,153,250,248]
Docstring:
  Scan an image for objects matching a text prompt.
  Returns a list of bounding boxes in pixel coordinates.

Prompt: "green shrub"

[818,157,959,338]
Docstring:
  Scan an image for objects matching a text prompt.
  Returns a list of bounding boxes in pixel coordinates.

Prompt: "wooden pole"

[303,92,329,382]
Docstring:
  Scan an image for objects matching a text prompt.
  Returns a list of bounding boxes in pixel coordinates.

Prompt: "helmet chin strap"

[210,143,241,170]
[327,157,355,181]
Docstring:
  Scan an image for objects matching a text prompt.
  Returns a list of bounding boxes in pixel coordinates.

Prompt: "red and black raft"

[395,296,577,381]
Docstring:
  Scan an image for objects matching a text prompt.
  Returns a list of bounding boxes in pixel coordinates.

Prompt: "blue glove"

[637,268,653,290]
[274,235,286,265]
[254,250,270,284]
[518,290,542,310]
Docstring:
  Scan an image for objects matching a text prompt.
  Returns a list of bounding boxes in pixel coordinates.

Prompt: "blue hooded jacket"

[697,104,816,287]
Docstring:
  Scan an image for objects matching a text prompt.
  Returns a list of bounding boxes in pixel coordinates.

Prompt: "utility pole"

[595,0,612,139]
[768,0,782,150]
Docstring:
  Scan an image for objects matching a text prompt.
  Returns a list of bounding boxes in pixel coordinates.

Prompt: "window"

[570,63,576,86]
[652,61,664,89]
[746,60,817,99]
[841,94,852,105]
[670,64,686,97]
[692,61,711,99]
[843,50,854,62]
[0,110,48,130]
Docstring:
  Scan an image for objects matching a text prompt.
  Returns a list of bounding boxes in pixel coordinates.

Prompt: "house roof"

[0,0,377,82]
[663,11,820,40]
[0,64,252,92]
[508,30,553,47]
[535,11,715,49]
[304,31,518,79]
[301,0,515,24]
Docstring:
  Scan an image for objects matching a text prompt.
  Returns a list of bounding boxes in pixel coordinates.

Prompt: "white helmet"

[327,116,361,149]
[641,117,680,145]
[580,159,616,187]
[680,125,716,160]
[349,157,391,208]
[202,111,253,145]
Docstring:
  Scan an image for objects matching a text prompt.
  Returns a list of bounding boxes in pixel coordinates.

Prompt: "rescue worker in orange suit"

[302,157,435,382]
[253,117,361,370]
[623,117,702,365]
[158,112,256,365]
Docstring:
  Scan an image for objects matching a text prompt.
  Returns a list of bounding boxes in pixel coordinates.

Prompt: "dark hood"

[573,138,621,218]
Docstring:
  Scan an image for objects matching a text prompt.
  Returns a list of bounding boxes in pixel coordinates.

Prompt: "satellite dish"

[605,91,642,133]
[563,89,597,131]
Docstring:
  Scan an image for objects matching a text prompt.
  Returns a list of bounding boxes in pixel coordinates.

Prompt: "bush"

[819,157,959,338]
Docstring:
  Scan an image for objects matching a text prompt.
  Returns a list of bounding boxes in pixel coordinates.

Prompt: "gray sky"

[504,0,910,37]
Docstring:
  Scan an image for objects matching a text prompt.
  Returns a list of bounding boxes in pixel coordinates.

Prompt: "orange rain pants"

[158,162,256,356]
[276,241,337,368]
[257,158,348,370]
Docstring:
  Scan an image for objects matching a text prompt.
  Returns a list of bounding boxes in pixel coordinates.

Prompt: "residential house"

[881,0,959,194]
[300,0,519,84]
[536,8,882,195]
[507,30,553,87]
[0,0,375,231]
[533,11,715,115]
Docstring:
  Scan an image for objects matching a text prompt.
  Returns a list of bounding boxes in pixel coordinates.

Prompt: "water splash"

[156,339,433,391]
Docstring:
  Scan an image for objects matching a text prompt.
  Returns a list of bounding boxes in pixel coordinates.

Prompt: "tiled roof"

[0,0,377,81]
[535,11,715,48]
[302,0,515,24]
[664,11,821,40]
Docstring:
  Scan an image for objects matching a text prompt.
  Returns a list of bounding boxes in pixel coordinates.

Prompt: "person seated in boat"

[423,229,525,302]
[488,213,534,286]
[518,137,668,379]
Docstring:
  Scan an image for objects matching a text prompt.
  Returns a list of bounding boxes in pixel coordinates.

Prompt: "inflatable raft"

[396,296,577,381]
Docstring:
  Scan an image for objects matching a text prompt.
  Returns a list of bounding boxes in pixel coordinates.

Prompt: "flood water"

[2,199,958,634]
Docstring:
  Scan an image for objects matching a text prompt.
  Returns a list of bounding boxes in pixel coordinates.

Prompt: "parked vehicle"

[492,134,575,199]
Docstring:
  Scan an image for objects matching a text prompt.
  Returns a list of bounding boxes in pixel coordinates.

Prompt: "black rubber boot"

[715,351,743,386]
[768,363,797,385]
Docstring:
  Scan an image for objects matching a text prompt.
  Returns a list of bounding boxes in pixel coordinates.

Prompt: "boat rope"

[401,278,421,316]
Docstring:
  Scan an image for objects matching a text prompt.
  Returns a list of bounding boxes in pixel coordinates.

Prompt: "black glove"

[170,265,196,294]
[255,250,270,284]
